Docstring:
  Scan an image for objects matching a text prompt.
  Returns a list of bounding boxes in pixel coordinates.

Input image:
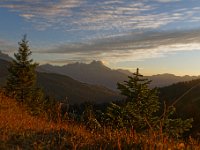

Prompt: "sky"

[1,0,200,75]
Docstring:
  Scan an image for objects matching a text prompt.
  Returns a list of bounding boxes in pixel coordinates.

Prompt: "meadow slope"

[0,92,200,149]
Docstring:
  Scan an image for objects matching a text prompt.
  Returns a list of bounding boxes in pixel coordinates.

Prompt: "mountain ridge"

[0,59,121,104]
[38,61,200,90]
[38,60,127,90]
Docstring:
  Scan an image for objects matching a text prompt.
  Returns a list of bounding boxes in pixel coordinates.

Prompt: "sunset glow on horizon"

[1,0,200,75]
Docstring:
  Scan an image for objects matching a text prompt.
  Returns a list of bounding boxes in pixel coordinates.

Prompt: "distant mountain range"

[148,73,199,88]
[0,59,121,104]
[1,51,200,105]
[38,61,128,90]
[38,61,200,90]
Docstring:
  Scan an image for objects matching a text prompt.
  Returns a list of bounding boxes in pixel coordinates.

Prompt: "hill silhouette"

[38,60,128,90]
[149,73,199,87]
[159,79,200,134]
[0,51,12,61]
[0,59,9,85]
[0,59,120,104]
[1,51,198,90]
[37,72,121,104]
[38,61,199,90]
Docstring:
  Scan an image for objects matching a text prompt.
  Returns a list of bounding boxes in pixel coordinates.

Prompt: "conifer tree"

[5,35,38,103]
[105,68,193,137]
[106,68,160,130]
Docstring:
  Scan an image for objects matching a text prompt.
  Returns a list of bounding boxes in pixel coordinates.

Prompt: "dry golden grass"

[0,93,55,132]
[0,92,200,149]
[96,128,200,150]
[0,93,95,149]
[0,92,89,133]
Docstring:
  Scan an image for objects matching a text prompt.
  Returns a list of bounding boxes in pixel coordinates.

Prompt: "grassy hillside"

[0,92,95,149]
[1,92,199,149]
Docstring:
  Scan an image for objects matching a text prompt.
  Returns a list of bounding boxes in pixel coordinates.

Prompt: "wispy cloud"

[20,14,34,19]
[34,29,200,64]
[1,0,200,65]
[0,0,84,30]
[154,0,180,3]
[0,39,16,53]
[0,0,197,32]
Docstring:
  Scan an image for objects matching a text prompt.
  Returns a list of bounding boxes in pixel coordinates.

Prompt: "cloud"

[1,0,200,65]
[0,0,83,16]
[0,0,84,30]
[0,0,191,32]
[33,29,200,64]
[154,0,180,2]
[20,14,34,19]
[0,0,199,34]
[0,39,16,53]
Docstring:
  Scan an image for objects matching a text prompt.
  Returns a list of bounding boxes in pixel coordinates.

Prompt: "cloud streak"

[0,0,84,30]
[1,0,198,32]
[34,29,200,64]
[154,0,180,3]
[1,0,200,66]
[0,39,16,53]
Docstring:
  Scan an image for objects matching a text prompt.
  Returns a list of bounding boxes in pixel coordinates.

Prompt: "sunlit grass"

[0,92,200,149]
[0,94,92,149]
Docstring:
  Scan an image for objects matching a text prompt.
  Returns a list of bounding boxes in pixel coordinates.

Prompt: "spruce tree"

[106,68,160,130]
[5,35,38,103]
[105,68,193,137]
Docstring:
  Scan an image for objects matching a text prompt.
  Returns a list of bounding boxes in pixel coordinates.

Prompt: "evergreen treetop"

[104,68,193,137]
[5,35,38,103]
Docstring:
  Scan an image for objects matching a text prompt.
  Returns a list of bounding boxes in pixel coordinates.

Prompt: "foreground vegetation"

[0,92,200,150]
[1,36,200,149]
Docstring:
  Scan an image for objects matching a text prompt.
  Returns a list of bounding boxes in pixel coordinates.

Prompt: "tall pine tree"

[5,35,38,103]
[106,68,160,130]
[105,68,193,137]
